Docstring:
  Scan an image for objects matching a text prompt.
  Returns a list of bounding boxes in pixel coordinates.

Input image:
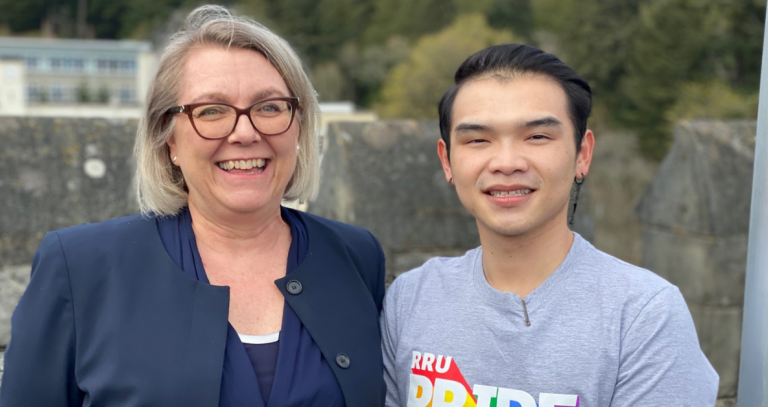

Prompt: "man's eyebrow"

[519,116,563,129]
[454,123,492,133]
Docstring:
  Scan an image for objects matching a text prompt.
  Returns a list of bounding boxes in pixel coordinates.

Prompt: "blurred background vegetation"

[0,0,763,159]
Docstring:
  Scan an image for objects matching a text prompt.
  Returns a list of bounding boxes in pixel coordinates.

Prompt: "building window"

[97,59,135,74]
[51,58,62,71]
[25,57,38,71]
[50,84,64,102]
[117,86,135,104]
[118,60,136,73]
[97,59,120,73]
[27,84,45,103]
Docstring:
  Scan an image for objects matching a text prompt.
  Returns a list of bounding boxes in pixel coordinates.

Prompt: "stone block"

[311,120,481,251]
[637,120,755,237]
[641,229,747,307]
[0,117,139,268]
[587,131,658,265]
[689,305,742,399]
[0,265,31,347]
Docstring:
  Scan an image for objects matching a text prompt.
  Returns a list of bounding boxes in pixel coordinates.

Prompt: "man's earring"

[172,156,177,162]
[568,174,586,227]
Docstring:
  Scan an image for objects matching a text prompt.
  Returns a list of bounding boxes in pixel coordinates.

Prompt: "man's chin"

[478,218,534,237]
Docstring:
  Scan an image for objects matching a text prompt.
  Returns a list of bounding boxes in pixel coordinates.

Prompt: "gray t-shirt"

[381,234,719,407]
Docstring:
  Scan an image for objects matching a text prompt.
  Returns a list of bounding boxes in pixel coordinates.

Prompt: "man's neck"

[479,216,575,299]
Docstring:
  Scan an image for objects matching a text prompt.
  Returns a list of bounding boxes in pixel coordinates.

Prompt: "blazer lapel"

[183,281,230,407]
[138,217,231,407]
[275,216,382,407]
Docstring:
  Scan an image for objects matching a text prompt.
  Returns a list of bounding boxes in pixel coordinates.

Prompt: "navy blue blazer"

[0,211,386,407]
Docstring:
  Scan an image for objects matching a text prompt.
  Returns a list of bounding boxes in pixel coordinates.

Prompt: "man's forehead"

[451,75,571,130]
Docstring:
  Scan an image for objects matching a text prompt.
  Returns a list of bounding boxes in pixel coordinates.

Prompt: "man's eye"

[467,139,487,144]
[530,134,548,140]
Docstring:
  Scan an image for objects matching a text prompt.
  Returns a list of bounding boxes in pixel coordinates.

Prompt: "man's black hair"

[438,44,592,158]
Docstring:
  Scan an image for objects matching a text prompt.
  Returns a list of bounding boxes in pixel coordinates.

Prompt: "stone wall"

[637,120,755,405]
[0,117,138,380]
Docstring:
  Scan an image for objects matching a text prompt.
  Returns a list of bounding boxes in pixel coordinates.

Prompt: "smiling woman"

[0,6,386,407]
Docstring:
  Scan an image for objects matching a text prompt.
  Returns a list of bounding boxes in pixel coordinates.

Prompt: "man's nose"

[488,142,529,175]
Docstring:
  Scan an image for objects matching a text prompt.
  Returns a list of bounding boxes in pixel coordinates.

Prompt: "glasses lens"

[191,104,237,139]
[250,99,294,135]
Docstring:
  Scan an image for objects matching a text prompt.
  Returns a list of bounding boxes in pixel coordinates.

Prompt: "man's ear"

[576,129,595,178]
[437,139,453,184]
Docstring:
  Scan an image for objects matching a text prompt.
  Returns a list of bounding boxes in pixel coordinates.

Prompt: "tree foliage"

[533,0,765,159]
[376,14,516,119]
[0,0,763,160]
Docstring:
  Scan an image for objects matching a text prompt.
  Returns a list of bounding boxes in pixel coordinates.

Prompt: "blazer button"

[336,353,350,369]
[286,280,302,295]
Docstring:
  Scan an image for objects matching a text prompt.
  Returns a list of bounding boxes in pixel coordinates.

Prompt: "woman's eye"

[259,104,282,113]
[197,107,225,117]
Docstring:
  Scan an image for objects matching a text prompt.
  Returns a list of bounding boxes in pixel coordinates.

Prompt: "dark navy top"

[157,207,346,407]
[242,339,279,403]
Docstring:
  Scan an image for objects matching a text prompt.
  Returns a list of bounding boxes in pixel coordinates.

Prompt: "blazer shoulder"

[298,211,381,254]
[297,211,385,309]
[53,213,155,246]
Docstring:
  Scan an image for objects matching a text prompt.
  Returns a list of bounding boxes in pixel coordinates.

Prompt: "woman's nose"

[227,114,262,145]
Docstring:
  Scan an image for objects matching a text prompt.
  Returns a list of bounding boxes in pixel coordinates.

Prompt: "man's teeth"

[490,189,532,197]
[217,159,266,172]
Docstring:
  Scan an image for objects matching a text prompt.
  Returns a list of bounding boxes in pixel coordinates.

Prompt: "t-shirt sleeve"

[612,286,719,406]
[381,278,402,407]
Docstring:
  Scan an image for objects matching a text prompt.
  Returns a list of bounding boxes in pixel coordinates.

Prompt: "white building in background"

[0,37,157,118]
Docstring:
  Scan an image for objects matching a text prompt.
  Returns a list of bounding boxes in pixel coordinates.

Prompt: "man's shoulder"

[575,235,673,296]
[396,247,479,283]
[386,247,480,303]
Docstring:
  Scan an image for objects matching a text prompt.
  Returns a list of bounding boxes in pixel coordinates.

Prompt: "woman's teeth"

[217,159,266,173]
[490,189,532,197]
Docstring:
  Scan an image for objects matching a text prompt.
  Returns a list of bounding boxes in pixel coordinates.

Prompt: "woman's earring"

[296,145,300,151]
[172,156,177,162]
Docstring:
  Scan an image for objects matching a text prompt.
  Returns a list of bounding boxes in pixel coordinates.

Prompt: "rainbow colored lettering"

[408,351,580,407]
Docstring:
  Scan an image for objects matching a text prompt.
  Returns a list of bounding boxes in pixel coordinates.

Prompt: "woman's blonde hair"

[134,5,320,216]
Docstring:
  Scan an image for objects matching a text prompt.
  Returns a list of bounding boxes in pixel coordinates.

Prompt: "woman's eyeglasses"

[165,97,299,139]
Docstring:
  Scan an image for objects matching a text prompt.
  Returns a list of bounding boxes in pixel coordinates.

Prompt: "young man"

[381,44,719,407]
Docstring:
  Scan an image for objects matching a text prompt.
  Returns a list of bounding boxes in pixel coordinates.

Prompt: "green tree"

[237,0,375,63]
[666,80,758,123]
[532,0,765,159]
[376,14,516,118]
